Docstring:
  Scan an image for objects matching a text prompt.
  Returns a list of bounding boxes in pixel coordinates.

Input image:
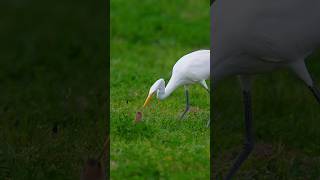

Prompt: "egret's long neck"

[157,79,177,100]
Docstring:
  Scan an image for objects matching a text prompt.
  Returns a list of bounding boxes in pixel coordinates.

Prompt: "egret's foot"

[206,118,210,128]
[179,87,190,120]
[179,108,189,120]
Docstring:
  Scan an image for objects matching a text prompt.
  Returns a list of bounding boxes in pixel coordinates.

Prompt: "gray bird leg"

[309,85,320,104]
[199,80,210,126]
[180,86,190,120]
[200,80,210,93]
[206,117,210,128]
[290,61,320,104]
[208,80,215,128]
[223,76,254,179]
[206,84,210,127]
[225,90,254,180]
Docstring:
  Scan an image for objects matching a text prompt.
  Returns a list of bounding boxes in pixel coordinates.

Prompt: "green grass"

[111,0,210,179]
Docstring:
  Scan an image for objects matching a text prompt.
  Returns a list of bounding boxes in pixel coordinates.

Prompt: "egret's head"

[143,79,164,108]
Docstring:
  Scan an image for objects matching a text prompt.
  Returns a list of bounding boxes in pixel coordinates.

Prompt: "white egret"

[212,0,320,179]
[143,49,210,120]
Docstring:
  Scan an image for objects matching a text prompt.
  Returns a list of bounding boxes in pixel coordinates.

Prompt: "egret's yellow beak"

[143,94,153,108]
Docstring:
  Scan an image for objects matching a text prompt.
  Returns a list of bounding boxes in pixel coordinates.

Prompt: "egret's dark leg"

[309,85,320,104]
[225,90,254,180]
[180,86,190,120]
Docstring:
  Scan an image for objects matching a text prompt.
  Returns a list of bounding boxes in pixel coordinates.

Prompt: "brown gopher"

[81,137,109,180]
[81,159,105,180]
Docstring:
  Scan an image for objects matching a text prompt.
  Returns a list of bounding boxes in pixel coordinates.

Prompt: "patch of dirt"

[189,107,201,113]
[253,143,275,159]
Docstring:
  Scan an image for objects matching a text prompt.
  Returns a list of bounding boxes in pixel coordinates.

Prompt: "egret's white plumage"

[143,50,209,119]
[171,50,210,86]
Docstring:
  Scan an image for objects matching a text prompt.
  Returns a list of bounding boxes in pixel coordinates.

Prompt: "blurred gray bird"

[211,0,320,179]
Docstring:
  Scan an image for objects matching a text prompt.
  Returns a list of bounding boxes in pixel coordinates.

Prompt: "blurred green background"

[111,0,210,179]
[0,0,107,179]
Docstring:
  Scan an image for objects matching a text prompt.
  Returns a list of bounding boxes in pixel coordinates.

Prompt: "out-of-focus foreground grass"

[0,1,107,179]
